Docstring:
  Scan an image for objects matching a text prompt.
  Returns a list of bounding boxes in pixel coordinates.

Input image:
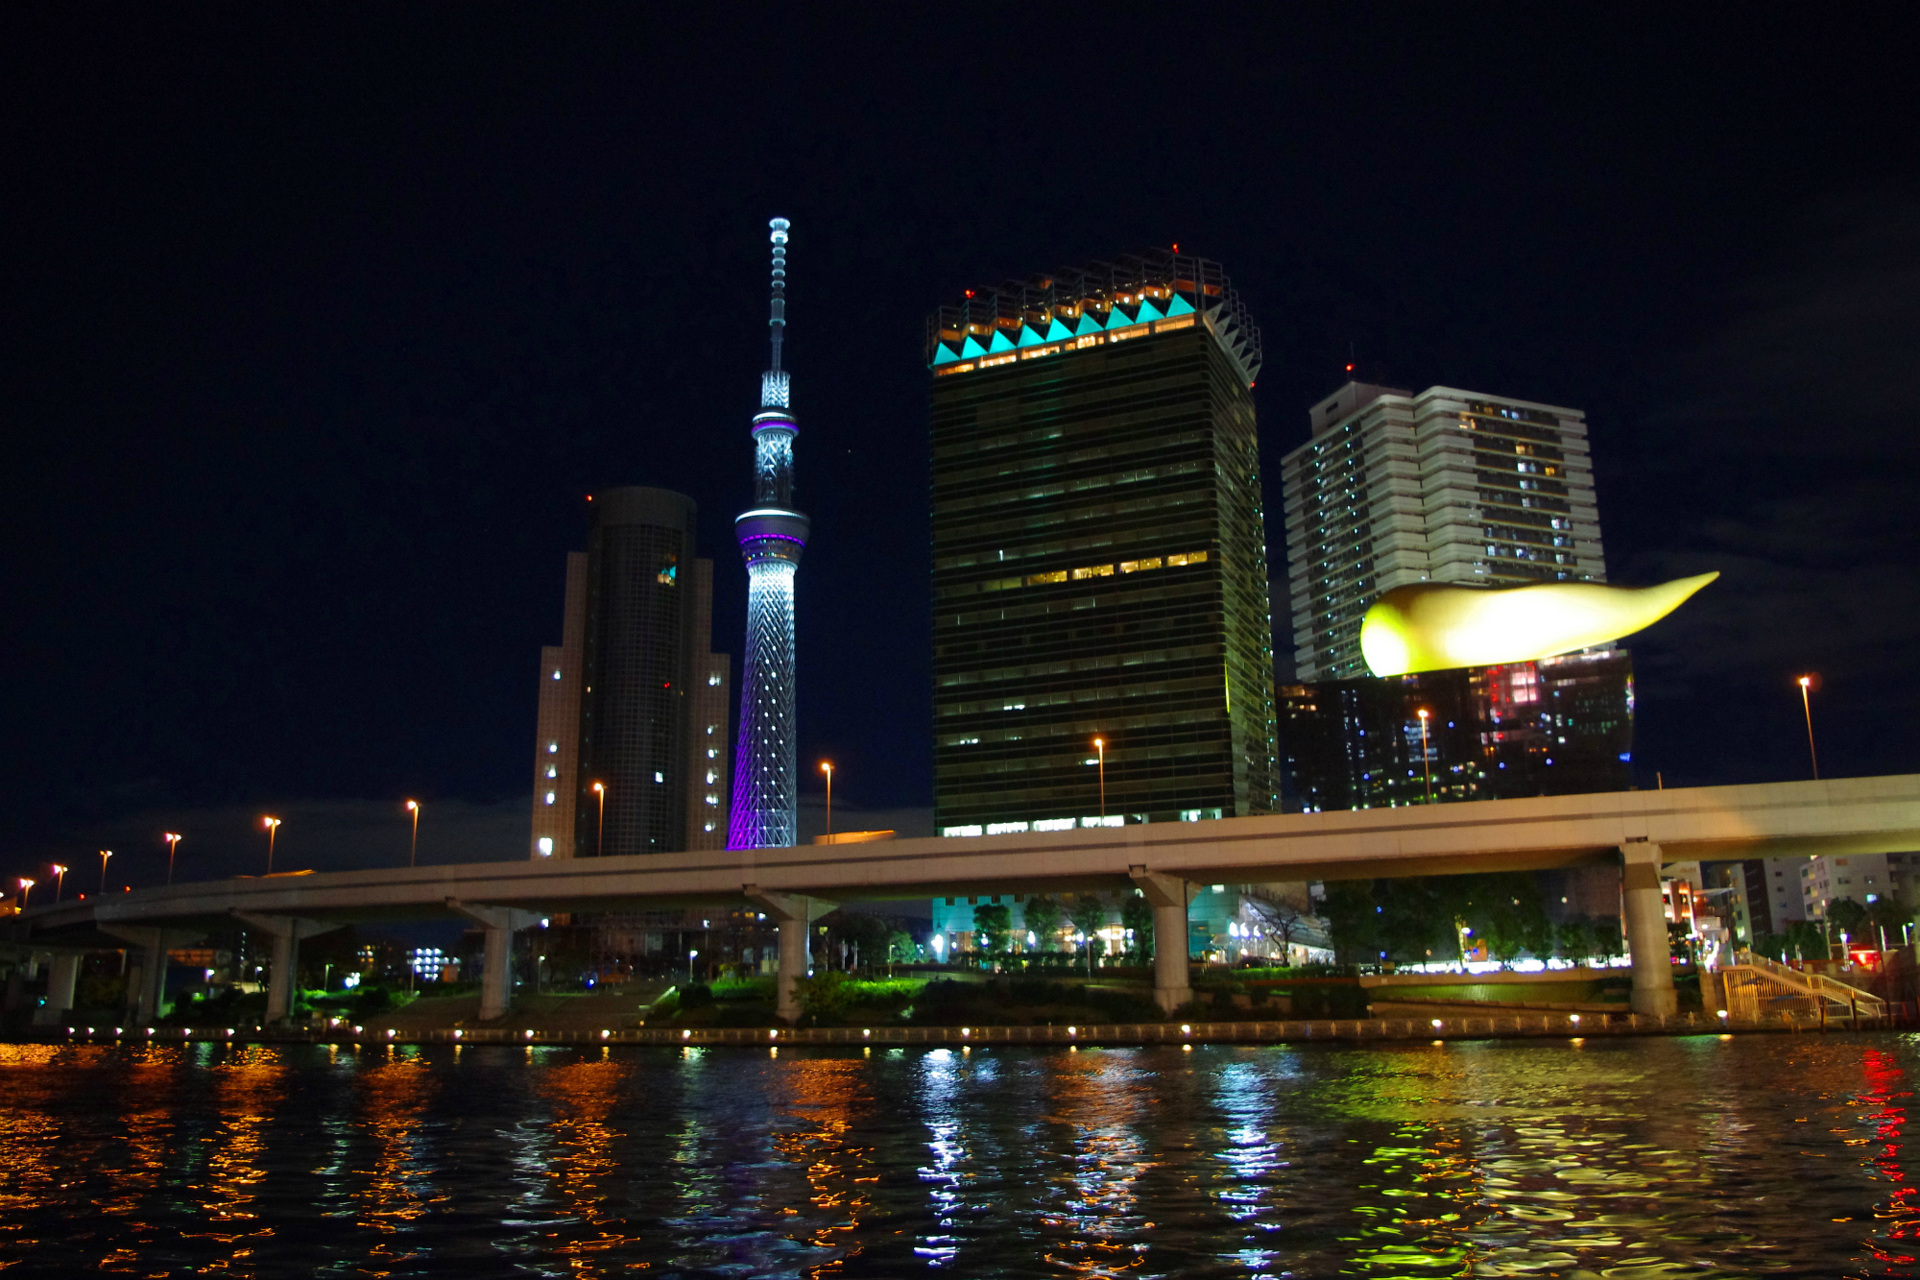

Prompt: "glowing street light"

[262,817,281,873]
[1093,737,1107,818]
[163,833,182,884]
[590,783,606,857]
[1416,708,1433,803]
[51,864,68,902]
[405,800,420,867]
[98,849,113,893]
[1797,675,1820,781]
[16,878,33,908]
[820,761,834,836]
[688,948,700,983]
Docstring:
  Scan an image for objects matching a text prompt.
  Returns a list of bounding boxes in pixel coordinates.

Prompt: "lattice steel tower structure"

[728,217,809,849]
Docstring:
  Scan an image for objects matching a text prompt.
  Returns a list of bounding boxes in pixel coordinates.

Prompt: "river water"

[2,1033,1917,1277]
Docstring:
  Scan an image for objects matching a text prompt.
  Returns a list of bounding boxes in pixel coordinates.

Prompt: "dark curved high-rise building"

[529,486,732,859]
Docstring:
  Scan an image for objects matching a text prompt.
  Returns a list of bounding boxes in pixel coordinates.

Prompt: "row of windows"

[945,549,1211,598]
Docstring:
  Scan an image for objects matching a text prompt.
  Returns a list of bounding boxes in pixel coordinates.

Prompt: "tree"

[832,914,892,973]
[1024,894,1063,950]
[1244,892,1309,961]
[1320,880,1383,965]
[972,902,1012,958]
[1069,894,1109,972]
[1119,891,1154,963]
[1827,897,1869,936]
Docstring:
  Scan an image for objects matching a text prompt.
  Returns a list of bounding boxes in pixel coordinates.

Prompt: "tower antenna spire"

[762,218,791,407]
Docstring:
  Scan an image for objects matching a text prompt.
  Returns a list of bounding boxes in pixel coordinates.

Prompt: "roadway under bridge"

[7,774,1919,1026]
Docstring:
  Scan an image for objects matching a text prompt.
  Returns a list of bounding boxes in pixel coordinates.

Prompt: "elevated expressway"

[9,775,1919,1025]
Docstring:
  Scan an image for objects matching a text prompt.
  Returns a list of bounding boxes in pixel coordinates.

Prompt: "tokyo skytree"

[728,217,808,850]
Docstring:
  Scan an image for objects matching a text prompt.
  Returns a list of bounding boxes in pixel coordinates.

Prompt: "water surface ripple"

[2,1034,1916,1277]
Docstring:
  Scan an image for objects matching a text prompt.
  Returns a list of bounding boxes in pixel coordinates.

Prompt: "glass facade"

[1279,648,1634,811]
[929,252,1280,833]
[577,488,699,856]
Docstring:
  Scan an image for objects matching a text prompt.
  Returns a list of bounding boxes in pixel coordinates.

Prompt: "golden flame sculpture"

[1359,572,1719,676]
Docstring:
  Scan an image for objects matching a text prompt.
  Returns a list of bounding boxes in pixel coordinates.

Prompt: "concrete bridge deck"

[8,774,1919,1028]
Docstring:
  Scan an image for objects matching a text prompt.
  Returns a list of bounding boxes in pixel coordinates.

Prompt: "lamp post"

[1093,736,1106,819]
[1797,675,1820,780]
[1416,709,1433,803]
[163,833,182,885]
[591,783,606,857]
[98,849,113,893]
[16,878,33,908]
[262,817,281,873]
[51,864,67,902]
[405,800,420,867]
[820,761,833,836]
[688,948,699,984]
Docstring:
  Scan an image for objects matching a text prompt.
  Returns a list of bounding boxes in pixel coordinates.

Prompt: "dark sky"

[5,6,1917,888]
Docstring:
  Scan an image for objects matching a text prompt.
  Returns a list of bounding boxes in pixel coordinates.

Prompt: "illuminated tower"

[728,217,809,849]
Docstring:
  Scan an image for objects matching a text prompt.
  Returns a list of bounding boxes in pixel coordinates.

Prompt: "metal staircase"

[1724,950,1887,1023]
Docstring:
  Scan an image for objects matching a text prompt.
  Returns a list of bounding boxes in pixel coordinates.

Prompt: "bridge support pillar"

[745,887,834,1025]
[1130,868,1193,1015]
[32,951,82,1026]
[236,914,341,1025]
[103,926,202,1024]
[1620,842,1677,1018]
[448,901,540,1022]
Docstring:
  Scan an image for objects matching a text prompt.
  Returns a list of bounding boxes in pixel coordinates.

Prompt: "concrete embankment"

[22,1007,1886,1049]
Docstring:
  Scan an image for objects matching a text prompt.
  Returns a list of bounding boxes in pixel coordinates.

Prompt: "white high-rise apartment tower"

[1280,382,1607,681]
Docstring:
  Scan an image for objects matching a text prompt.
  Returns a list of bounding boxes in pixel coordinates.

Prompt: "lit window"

[547,742,559,754]
[706,748,717,759]
[552,670,562,681]
[546,766,557,779]
[705,771,717,784]
[544,792,556,805]
[705,794,717,806]
[704,822,716,833]
[536,837,553,856]
[654,771,665,783]
[708,674,721,686]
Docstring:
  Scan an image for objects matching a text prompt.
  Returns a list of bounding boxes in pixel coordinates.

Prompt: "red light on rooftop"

[964,289,974,298]
[1346,363,1355,372]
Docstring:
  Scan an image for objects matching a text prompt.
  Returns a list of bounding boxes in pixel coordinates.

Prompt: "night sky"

[5,7,1917,889]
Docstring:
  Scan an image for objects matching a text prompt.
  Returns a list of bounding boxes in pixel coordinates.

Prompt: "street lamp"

[51,864,67,902]
[163,833,182,885]
[1416,709,1433,803]
[405,800,420,867]
[16,878,33,908]
[591,782,606,857]
[820,761,834,836]
[1797,675,1820,780]
[98,849,113,893]
[262,817,281,873]
[688,948,699,984]
[1093,736,1106,819]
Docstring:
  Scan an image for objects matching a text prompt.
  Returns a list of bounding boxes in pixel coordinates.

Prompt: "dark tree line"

[1320,873,1622,968]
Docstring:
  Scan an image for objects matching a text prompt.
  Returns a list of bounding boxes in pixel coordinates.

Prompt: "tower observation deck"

[728,218,809,850]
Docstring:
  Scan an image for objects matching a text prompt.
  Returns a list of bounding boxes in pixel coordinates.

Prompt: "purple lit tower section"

[728,217,809,850]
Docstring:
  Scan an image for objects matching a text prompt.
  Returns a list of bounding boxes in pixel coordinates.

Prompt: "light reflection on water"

[1,1035,1917,1276]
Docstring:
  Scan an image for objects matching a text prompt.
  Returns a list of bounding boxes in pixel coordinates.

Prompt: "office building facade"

[529,486,730,858]
[1280,382,1606,681]
[1280,648,1634,811]
[928,249,1281,834]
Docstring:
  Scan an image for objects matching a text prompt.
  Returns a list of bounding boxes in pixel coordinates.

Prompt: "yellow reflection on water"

[1035,1048,1154,1275]
[535,1054,633,1276]
[771,1056,877,1261]
[186,1044,288,1268]
[353,1047,444,1240]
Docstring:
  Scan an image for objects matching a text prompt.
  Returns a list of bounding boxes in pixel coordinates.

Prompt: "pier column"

[236,913,340,1025]
[745,887,835,1025]
[1620,842,1678,1017]
[31,951,82,1025]
[447,902,539,1022]
[1130,868,1194,1015]
[103,926,202,1023]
